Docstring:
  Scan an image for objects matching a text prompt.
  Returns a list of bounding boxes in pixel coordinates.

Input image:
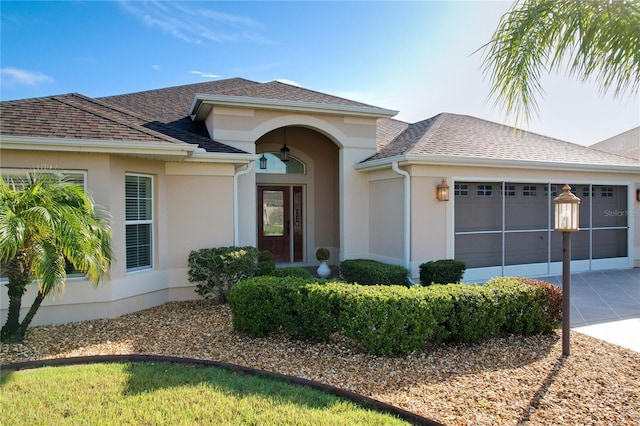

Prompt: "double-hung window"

[125,174,153,271]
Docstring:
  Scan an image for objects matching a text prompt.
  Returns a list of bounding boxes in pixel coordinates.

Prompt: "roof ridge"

[100,77,260,99]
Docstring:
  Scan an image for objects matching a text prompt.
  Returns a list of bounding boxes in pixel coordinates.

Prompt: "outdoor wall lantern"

[259,154,267,170]
[636,188,640,202]
[436,178,450,201]
[554,184,580,357]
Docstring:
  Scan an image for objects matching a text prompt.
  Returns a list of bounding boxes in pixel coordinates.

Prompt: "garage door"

[454,182,628,281]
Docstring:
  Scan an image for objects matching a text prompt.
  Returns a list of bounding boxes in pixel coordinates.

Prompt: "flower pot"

[317,260,331,278]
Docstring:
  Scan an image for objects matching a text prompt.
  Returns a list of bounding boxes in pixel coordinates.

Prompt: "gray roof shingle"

[591,127,640,160]
[0,94,184,144]
[365,113,639,167]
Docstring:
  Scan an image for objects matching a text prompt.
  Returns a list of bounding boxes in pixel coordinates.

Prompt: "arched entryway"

[255,126,339,265]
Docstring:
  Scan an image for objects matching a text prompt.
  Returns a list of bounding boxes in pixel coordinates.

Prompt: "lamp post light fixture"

[436,178,450,201]
[259,154,267,170]
[554,184,580,356]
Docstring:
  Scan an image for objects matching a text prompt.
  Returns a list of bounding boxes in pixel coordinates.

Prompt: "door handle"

[287,220,290,236]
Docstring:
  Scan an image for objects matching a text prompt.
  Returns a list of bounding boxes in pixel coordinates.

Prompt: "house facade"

[1,78,638,326]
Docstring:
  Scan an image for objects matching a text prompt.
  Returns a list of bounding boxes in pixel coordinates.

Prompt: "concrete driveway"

[538,268,640,352]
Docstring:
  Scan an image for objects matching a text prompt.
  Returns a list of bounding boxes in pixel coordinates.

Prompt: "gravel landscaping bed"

[2,300,638,425]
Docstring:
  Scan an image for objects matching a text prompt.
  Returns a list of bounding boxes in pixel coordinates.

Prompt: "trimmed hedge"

[269,267,314,280]
[340,259,409,286]
[228,276,560,356]
[188,246,260,302]
[228,277,339,341]
[419,259,466,285]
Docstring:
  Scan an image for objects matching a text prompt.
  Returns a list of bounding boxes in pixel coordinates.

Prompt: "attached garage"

[455,182,629,280]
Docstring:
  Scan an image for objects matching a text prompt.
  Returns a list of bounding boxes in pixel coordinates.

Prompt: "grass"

[0,362,409,425]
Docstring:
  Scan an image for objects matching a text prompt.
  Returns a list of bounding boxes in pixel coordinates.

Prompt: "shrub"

[188,246,259,302]
[269,267,314,280]
[485,277,558,334]
[515,277,563,327]
[228,276,339,340]
[257,250,276,276]
[228,275,558,356]
[316,248,330,261]
[419,259,466,285]
[340,259,409,286]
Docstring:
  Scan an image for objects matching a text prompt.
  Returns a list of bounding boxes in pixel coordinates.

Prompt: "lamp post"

[554,184,580,356]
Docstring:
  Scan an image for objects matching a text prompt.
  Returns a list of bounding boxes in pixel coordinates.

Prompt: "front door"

[258,186,303,263]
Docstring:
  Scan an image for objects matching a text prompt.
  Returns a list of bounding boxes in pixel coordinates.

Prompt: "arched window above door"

[257,153,306,174]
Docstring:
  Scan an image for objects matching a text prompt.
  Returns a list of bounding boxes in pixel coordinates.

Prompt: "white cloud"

[1,67,54,87]
[189,70,220,78]
[152,65,161,71]
[119,0,272,45]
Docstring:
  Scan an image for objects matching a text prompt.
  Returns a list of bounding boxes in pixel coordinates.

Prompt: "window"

[476,184,493,197]
[257,153,305,174]
[582,186,595,197]
[601,187,614,197]
[454,184,469,197]
[522,185,537,197]
[1,169,87,278]
[2,168,85,190]
[125,174,153,271]
[501,184,516,197]
[544,185,558,197]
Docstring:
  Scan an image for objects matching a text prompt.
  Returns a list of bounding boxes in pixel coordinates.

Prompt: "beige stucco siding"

[369,176,404,262]
[1,150,237,325]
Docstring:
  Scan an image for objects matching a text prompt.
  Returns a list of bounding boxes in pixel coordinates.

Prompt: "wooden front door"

[258,186,304,263]
[258,186,291,262]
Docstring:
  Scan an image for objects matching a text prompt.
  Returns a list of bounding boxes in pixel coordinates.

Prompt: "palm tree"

[481,0,640,126]
[0,171,112,343]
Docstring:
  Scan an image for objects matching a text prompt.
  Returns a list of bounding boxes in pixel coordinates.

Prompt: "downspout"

[391,161,417,286]
[233,162,254,246]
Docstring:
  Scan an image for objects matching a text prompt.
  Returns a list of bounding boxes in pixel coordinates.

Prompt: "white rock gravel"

[1,300,638,425]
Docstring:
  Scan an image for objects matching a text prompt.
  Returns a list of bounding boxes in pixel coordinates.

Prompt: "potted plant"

[315,248,331,278]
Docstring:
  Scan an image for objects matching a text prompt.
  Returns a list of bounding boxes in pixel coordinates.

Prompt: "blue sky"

[1,0,638,146]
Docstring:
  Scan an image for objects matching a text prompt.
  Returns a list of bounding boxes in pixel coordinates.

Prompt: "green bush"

[228,276,557,356]
[269,267,314,280]
[257,250,276,276]
[228,276,339,341]
[340,259,409,286]
[419,259,466,285]
[188,246,259,302]
[486,277,562,333]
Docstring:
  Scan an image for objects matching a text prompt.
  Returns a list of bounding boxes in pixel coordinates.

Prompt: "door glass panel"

[262,190,284,236]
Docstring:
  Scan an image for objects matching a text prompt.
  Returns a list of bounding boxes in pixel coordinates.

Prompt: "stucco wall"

[1,150,236,326]
[206,107,379,263]
[369,175,404,263]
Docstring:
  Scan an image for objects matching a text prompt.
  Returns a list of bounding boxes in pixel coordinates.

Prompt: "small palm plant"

[0,170,113,343]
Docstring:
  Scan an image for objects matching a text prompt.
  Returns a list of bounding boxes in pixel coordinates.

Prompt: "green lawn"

[0,362,409,425]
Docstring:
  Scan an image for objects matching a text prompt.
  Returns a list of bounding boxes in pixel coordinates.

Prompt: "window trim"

[125,173,154,272]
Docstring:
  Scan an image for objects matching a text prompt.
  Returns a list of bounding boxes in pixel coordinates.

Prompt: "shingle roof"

[100,78,259,133]
[212,80,382,109]
[590,127,640,160]
[1,83,248,154]
[365,113,640,167]
[0,94,185,144]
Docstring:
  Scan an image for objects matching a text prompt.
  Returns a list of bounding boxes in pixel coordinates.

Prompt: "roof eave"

[189,94,398,121]
[1,135,257,164]
[355,154,640,173]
